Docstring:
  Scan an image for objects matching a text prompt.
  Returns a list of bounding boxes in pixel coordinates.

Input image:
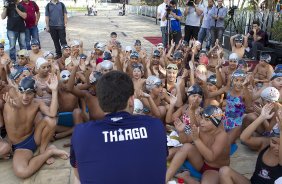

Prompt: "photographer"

[184,0,204,41]
[1,0,27,62]
[210,0,227,47]
[162,0,182,45]
[157,0,169,48]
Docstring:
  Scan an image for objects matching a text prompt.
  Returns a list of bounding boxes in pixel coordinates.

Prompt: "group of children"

[0,30,281,184]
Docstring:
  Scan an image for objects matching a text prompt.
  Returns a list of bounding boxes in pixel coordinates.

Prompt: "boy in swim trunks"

[166,105,230,184]
[3,76,69,178]
[252,54,274,88]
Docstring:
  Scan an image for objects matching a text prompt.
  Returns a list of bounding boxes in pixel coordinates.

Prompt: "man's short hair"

[253,20,260,26]
[110,32,117,37]
[96,71,134,112]
[170,0,177,5]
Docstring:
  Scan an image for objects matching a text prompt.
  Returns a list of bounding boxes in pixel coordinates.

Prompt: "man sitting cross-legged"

[3,75,68,179]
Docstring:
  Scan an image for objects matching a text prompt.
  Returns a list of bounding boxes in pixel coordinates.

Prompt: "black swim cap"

[153,50,161,57]
[173,51,183,60]
[207,74,217,85]
[134,40,141,46]
[18,76,36,93]
[201,105,224,127]
[187,84,203,97]
[30,39,40,46]
[234,35,243,43]
[103,51,112,60]
[0,43,4,48]
[9,66,24,80]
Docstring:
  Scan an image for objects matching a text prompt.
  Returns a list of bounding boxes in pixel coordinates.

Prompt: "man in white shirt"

[184,0,204,41]
[158,0,169,48]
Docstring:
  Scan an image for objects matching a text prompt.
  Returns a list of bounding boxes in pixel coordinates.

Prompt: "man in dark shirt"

[70,71,167,184]
[1,0,27,62]
[20,0,40,50]
[45,0,67,58]
[247,20,266,60]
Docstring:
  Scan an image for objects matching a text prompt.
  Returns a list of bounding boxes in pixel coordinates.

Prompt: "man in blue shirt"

[209,0,227,47]
[162,0,182,45]
[70,71,167,184]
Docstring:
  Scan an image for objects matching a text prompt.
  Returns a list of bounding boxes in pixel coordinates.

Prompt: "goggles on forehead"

[18,86,36,93]
[166,66,178,70]
[134,108,144,114]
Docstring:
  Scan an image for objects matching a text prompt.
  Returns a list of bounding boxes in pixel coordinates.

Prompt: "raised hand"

[174,118,186,133]
[276,108,282,130]
[46,74,58,91]
[72,58,79,67]
[191,124,200,141]
[260,103,275,120]
[3,92,17,107]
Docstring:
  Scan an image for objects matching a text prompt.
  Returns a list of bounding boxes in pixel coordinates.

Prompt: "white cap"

[36,57,48,69]
[100,60,113,70]
[229,53,239,61]
[261,87,280,102]
[96,43,106,52]
[196,64,207,74]
[275,177,282,184]
[70,40,80,47]
[60,70,71,81]
[133,99,144,114]
[157,43,164,49]
[125,46,132,52]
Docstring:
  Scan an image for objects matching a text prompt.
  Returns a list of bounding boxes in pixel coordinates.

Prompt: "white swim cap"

[100,60,113,70]
[133,99,144,114]
[229,53,239,61]
[96,43,106,52]
[125,46,132,52]
[146,75,162,91]
[70,40,80,47]
[36,57,48,69]
[261,87,280,102]
[60,70,71,81]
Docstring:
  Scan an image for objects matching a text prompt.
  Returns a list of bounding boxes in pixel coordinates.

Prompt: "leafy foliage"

[271,19,282,41]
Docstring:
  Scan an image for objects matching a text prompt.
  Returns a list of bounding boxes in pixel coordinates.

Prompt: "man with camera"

[184,0,204,41]
[157,0,169,48]
[162,0,182,46]
[210,0,227,47]
[1,0,27,62]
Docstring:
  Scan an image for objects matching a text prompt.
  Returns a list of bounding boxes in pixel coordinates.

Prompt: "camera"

[166,5,172,13]
[186,0,194,6]
[228,6,238,16]
[4,0,16,8]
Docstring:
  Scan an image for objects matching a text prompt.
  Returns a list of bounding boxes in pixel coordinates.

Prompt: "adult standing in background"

[1,0,27,62]
[20,0,40,50]
[45,0,67,59]
[157,0,169,48]
[198,0,214,51]
[184,0,204,41]
[210,0,227,47]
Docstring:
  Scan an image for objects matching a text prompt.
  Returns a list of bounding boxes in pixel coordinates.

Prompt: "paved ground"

[0,10,257,184]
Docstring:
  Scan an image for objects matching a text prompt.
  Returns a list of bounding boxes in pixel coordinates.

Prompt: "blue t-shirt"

[70,111,167,184]
[170,9,182,32]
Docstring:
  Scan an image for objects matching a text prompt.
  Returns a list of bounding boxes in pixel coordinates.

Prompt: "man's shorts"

[12,132,37,153]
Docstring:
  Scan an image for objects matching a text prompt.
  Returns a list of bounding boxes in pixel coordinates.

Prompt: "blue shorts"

[12,132,37,153]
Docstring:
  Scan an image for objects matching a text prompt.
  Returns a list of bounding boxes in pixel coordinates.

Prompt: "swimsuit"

[12,132,37,153]
[224,92,245,131]
[200,163,220,174]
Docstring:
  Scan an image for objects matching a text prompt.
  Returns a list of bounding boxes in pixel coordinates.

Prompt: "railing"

[126,5,281,42]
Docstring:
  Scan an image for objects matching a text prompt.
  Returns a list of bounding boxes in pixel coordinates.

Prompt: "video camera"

[186,0,195,6]
[4,0,16,8]
[166,5,173,13]
[228,6,238,16]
